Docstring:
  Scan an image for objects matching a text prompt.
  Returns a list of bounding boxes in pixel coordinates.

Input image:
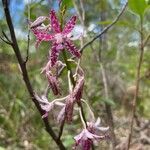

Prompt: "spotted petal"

[62,16,77,35]
[50,10,61,33]
[31,28,54,48]
[64,40,81,58]
[46,73,60,95]
[73,76,84,102]
[50,42,62,67]
[31,28,54,41]
[65,95,75,123]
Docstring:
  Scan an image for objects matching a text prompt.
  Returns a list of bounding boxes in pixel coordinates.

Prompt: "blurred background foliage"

[0,0,150,149]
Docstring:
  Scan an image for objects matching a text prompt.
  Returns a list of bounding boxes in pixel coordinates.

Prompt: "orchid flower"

[41,60,62,95]
[35,93,67,118]
[87,117,109,135]
[73,75,84,102]
[64,94,75,123]
[30,9,81,67]
[57,106,66,123]
[34,94,54,118]
[64,71,84,123]
[74,128,108,150]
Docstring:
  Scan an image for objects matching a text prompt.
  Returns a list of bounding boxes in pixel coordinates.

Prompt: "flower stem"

[79,108,86,129]
[62,50,75,86]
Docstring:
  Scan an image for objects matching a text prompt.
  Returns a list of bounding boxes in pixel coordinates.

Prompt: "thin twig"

[79,2,128,53]
[0,35,12,45]
[127,17,145,150]
[2,31,12,42]
[24,29,30,63]
[2,1,66,149]
[24,0,31,63]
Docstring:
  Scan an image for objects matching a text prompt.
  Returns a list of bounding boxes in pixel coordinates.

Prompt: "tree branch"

[2,0,66,149]
[0,35,12,45]
[79,2,128,53]
[0,30,12,45]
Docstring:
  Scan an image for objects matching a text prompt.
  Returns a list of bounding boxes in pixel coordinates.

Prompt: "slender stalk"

[24,0,30,63]
[127,17,144,150]
[2,1,66,149]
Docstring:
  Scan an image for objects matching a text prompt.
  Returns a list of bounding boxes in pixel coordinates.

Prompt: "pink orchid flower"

[31,9,81,67]
[41,60,61,95]
[64,94,75,123]
[64,74,84,123]
[35,93,66,119]
[74,128,108,150]
[34,94,55,118]
[87,117,109,134]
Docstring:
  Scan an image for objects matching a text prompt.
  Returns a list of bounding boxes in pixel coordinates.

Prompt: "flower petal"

[50,10,61,33]
[57,106,65,123]
[64,40,81,58]
[35,39,42,49]
[73,76,84,102]
[95,117,101,126]
[31,27,54,48]
[46,73,60,95]
[65,95,75,123]
[30,16,48,28]
[97,126,109,132]
[62,16,77,35]
[74,129,85,142]
[50,42,61,67]
[32,28,54,41]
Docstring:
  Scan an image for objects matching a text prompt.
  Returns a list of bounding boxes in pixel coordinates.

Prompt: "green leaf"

[128,0,148,17]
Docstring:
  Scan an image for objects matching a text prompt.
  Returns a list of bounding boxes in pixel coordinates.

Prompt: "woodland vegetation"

[0,0,150,150]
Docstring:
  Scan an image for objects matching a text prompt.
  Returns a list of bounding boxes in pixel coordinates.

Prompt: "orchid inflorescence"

[30,7,109,150]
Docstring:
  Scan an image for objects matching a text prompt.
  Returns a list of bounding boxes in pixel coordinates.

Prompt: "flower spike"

[30,10,81,67]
